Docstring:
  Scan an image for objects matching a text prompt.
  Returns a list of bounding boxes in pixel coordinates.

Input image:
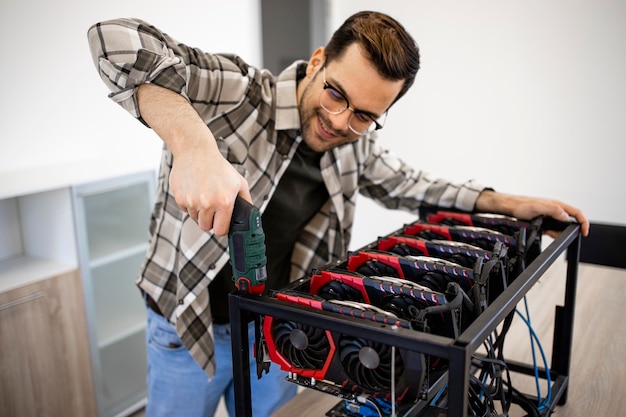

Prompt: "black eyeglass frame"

[320,67,387,134]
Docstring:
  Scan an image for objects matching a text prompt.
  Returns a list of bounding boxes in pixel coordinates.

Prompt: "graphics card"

[308,269,459,336]
[345,250,475,294]
[402,221,518,255]
[310,269,448,311]
[418,209,544,271]
[377,234,507,270]
[424,210,532,237]
[263,290,426,404]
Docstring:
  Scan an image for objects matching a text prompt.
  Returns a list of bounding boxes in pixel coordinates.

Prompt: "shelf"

[0,256,76,293]
[99,329,147,416]
[0,158,157,201]
[81,181,153,263]
[91,251,148,345]
[71,169,155,417]
[0,187,78,273]
[99,321,147,351]
[90,243,148,270]
[97,313,147,349]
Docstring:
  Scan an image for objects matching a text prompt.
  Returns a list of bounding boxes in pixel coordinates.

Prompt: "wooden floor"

[131,260,626,417]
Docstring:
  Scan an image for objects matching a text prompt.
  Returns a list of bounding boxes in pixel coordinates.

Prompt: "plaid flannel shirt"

[88,18,486,376]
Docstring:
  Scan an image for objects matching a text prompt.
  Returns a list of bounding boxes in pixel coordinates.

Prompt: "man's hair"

[325,11,420,104]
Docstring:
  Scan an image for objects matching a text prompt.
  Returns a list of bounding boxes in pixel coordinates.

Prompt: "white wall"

[0,0,262,175]
[1,0,623,249]
[326,1,626,248]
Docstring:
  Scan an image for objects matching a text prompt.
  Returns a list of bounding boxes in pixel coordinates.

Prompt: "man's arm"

[88,18,253,235]
[136,83,251,235]
[475,189,590,237]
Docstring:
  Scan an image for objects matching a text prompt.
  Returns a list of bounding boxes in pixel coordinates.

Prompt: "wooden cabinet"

[0,268,97,417]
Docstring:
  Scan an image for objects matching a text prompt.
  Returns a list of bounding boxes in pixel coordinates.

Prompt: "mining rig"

[229,209,581,417]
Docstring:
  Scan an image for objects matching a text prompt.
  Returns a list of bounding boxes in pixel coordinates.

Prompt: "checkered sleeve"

[358,137,486,213]
[87,18,249,124]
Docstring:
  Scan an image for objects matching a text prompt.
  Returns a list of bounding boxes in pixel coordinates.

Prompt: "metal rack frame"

[229,224,581,417]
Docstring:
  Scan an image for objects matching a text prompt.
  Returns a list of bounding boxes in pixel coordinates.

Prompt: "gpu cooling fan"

[270,316,330,372]
[263,291,425,404]
[338,334,403,394]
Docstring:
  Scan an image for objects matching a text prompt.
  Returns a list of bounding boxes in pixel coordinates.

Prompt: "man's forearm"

[136,83,251,234]
[475,190,514,216]
[136,83,219,158]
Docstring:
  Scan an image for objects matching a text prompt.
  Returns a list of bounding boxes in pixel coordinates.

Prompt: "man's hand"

[476,190,590,237]
[170,148,251,235]
[137,83,252,235]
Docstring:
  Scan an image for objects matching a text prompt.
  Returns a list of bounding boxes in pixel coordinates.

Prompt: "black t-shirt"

[209,140,327,324]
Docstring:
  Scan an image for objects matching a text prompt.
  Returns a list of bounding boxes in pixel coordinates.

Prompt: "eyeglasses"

[319,67,387,135]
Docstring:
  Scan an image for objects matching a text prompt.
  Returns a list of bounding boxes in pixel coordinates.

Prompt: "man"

[87,10,588,417]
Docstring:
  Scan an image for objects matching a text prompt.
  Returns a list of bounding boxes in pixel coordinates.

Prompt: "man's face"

[298,44,404,153]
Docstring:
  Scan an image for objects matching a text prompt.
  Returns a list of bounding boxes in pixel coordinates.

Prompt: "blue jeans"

[145,307,297,417]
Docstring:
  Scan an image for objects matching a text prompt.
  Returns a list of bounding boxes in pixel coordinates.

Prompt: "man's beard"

[299,99,353,153]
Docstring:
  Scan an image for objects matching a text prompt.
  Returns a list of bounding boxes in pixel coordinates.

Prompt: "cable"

[515,296,552,411]
[429,382,448,407]
[472,353,513,417]
[500,379,541,417]
[364,398,384,417]
[524,297,542,406]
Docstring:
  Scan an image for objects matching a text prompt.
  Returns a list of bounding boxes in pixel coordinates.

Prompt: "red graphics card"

[346,250,475,294]
[309,269,448,309]
[376,235,509,305]
[403,221,518,254]
[308,269,461,335]
[263,290,425,404]
[425,211,532,237]
[377,234,506,269]
[423,210,543,272]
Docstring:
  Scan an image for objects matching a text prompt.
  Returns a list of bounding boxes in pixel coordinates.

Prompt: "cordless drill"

[228,196,268,295]
[228,196,271,376]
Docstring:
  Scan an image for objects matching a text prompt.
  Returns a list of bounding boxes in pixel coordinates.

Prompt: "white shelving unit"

[0,160,157,417]
[73,171,156,417]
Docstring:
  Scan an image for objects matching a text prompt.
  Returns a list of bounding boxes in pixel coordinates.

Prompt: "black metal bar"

[446,344,470,417]
[456,224,580,351]
[230,293,253,417]
[551,232,580,404]
[233,295,456,357]
[548,375,569,412]
[503,357,552,379]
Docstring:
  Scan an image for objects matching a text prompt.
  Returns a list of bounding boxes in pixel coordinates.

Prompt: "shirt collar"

[275,60,306,131]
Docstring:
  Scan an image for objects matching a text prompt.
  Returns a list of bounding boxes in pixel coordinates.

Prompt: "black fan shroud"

[271,319,331,370]
[388,243,424,257]
[338,336,404,392]
[380,294,431,321]
[317,280,365,302]
[356,259,450,294]
[355,260,399,277]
